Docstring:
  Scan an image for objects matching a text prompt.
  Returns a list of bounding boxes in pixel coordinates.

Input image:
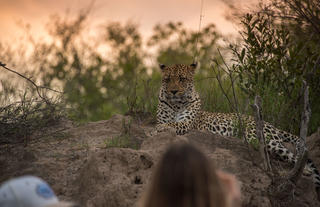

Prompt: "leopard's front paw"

[147,124,176,137]
[155,123,170,133]
[146,128,159,137]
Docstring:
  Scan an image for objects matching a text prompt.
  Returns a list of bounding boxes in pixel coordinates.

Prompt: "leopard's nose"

[171,90,178,95]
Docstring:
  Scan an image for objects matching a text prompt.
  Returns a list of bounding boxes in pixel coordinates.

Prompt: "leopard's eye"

[180,77,186,82]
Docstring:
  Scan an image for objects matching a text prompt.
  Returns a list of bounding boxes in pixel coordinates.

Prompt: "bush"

[229,0,320,134]
[0,79,65,144]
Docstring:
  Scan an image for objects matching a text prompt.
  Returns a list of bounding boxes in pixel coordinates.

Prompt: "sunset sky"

[0,0,257,43]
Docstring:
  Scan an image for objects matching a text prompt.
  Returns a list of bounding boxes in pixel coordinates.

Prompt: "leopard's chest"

[173,109,192,122]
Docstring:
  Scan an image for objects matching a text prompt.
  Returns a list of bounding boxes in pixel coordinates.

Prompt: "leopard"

[153,63,320,199]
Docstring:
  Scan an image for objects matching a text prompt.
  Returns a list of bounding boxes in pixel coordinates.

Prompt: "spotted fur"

[155,63,320,195]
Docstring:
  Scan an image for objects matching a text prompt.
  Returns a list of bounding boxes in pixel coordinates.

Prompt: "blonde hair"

[140,143,227,207]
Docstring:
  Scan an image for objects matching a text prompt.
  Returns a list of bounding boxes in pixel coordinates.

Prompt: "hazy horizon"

[0,0,257,43]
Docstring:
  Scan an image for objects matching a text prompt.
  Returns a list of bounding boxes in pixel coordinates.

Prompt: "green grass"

[103,117,138,149]
[104,134,138,149]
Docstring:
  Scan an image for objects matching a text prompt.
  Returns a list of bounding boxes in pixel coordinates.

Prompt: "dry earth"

[0,114,320,207]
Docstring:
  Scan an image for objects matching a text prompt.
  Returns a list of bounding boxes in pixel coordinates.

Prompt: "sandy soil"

[0,114,319,207]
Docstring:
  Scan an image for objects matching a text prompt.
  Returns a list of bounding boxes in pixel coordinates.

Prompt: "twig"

[212,52,274,179]
[193,0,205,63]
[211,61,236,112]
[0,61,63,104]
[287,0,320,35]
[212,50,245,136]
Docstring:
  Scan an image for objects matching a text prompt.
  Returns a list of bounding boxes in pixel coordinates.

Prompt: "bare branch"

[252,95,272,171]
[311,54,320,74]
[211,61,235,112]
[0,61,63,104]
[286,0,320,35]
[288,80,310,184]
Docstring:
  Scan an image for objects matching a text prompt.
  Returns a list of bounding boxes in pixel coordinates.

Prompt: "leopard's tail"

[305,159,320,201]
[280,131,320,199]
[267,139,320,201]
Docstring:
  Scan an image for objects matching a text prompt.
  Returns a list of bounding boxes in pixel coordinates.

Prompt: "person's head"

[141,143,236,207]
[0,176,78,207]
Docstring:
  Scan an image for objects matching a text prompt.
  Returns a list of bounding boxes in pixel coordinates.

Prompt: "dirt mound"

[0,114,319,207]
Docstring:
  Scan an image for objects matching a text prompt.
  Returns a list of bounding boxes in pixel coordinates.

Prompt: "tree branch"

[0,61,63,104]
[252,95,272,171]
[288,80,310,184]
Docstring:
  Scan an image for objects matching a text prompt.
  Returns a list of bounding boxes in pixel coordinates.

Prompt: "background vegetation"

[229,0,320,134]
[0,0,319,144]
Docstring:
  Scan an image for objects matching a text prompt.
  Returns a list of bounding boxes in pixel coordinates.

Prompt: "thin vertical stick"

[193,0,205,64]
[289,80,310,184]
[252,95,272,171]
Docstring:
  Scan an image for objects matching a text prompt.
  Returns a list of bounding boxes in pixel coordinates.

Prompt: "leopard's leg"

[267,139,296,163]
[267,139,320,195]
[152,121,192,136]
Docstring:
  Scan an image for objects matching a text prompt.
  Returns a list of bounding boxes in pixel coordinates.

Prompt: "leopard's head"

[159,63,197,103]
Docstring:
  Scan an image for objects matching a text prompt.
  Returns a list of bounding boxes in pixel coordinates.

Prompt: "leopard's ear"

[159,64,166,70]
[190,62,197,70]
